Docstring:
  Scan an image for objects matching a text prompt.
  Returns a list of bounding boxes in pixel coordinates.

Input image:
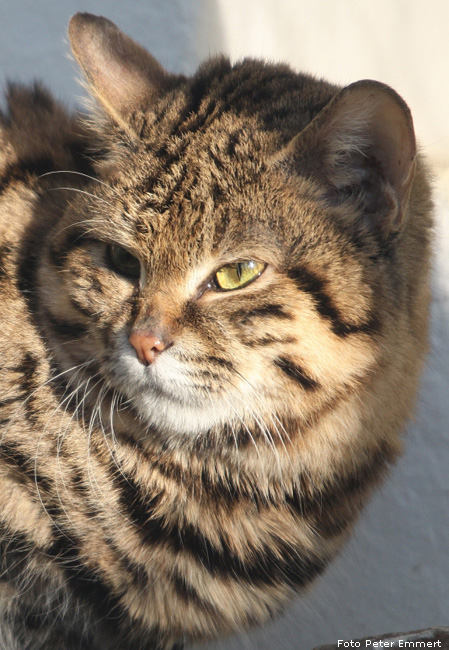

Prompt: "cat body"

[0,13,432,650]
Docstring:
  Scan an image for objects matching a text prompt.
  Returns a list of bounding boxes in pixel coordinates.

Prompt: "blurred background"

[1,1,448,648]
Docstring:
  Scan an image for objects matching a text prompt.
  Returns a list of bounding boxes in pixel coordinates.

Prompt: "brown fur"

[0,13,432,650]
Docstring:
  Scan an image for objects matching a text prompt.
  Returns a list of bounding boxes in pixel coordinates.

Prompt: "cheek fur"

[64,248,136,321]
[45,244,381,443]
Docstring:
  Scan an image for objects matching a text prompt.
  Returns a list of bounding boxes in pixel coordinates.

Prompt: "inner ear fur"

[281,80,417,236]
[68,13,179,131]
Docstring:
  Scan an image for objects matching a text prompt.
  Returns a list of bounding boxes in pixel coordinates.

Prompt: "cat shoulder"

[0,82,96,239]
[1,83,73,162]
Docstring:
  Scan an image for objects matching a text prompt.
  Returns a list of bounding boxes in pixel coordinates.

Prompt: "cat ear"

[278,80,416,235]
[68,13,175,130]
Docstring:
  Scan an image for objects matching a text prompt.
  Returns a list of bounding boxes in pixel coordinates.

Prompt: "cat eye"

[214,261,266,291]
[107,244,141,278]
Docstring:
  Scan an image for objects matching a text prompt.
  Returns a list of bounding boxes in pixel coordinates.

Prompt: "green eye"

[108,245,141,278]
[214,260,266,291]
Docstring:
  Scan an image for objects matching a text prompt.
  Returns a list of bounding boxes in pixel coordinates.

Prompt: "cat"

[0,11,432,650]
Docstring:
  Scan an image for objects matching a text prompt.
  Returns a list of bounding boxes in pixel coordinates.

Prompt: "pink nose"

[128,330,168,365]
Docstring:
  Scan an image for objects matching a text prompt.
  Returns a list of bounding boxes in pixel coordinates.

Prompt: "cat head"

[38,14,419,454]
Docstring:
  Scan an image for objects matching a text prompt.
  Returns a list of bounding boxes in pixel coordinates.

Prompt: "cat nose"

[128,330,168,365]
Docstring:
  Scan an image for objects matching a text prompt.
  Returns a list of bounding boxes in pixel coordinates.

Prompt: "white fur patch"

[106,334,243,435]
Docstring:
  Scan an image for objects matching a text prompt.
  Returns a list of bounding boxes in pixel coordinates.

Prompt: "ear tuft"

[68,13,175,130]
[281,80,417,236]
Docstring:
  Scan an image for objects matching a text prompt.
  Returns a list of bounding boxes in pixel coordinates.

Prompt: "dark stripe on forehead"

[274,356,319,390]
[132,135,192,201]
[135,216,155,237]
[287,266,379,336]
[188,63,230,115]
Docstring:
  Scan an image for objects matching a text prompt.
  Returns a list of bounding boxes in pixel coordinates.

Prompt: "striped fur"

[0,13,432,650]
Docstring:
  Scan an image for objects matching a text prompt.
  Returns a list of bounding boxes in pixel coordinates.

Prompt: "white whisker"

[0,359,95,448]
[32,365,98,537]
[45,186,114,208]
[38,170,118,195]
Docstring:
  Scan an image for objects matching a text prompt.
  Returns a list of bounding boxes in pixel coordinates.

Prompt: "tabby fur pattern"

[0,13,432,650]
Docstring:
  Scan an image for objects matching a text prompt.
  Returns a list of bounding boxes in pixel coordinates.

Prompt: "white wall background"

[1,1,448,648]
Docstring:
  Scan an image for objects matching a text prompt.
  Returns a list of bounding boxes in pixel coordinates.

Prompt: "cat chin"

[105,337,234,435]
[132,391,230,437]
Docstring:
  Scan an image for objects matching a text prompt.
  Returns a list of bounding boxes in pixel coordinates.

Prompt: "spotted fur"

[0,13,432,650]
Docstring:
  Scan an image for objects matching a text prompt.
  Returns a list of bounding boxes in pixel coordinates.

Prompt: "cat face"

[38,113,377,447]
[37,14,418,451]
